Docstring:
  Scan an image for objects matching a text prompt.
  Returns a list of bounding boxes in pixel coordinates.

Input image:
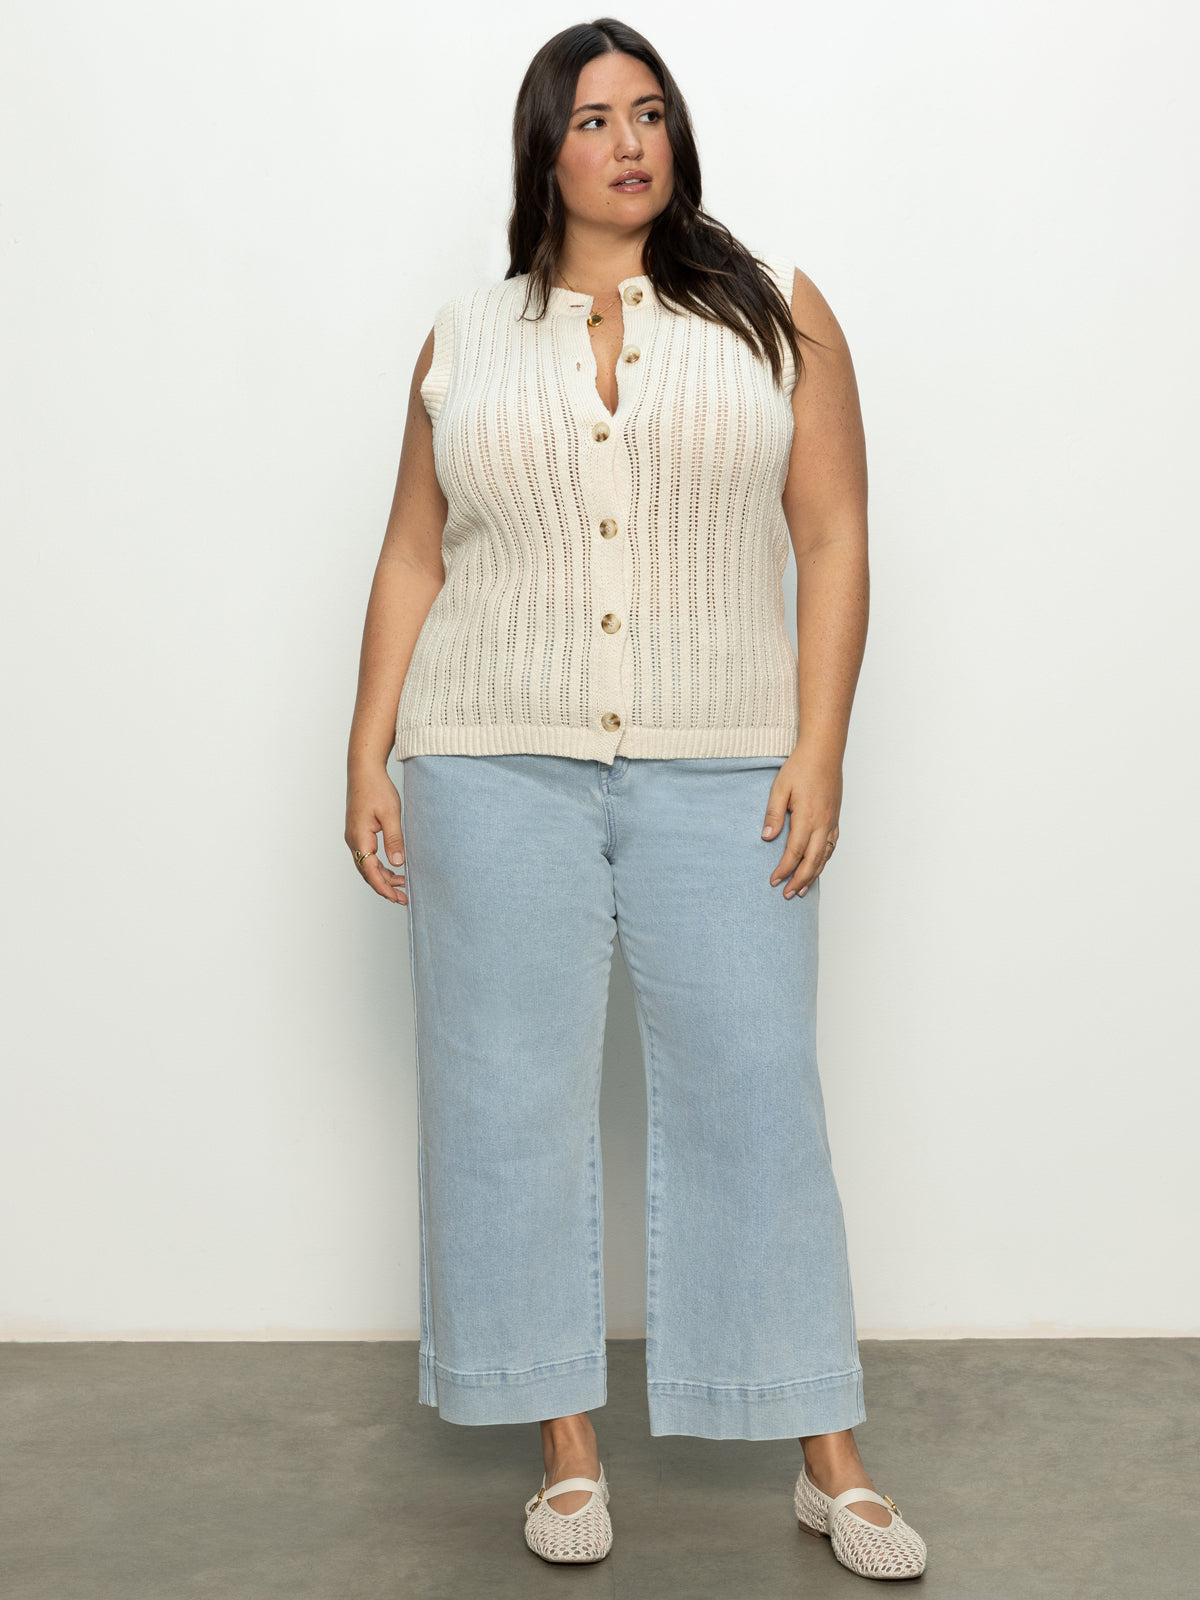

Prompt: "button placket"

[579,279,650,749]
[593,403,626,736]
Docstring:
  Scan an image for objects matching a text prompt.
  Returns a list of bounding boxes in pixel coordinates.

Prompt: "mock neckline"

[526,274,657,317]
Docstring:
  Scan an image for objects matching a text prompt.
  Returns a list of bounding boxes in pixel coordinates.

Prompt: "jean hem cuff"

[646,1364,866,1439]
[418,1348,608,1426]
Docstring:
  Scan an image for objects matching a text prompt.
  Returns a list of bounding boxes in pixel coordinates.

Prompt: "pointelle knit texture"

[395,252,801,766]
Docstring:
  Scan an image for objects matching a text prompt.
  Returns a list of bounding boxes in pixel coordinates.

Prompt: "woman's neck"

[554,225,649,293]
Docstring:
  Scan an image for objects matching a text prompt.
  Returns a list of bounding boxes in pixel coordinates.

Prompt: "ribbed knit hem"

[395,722,799,766]
[418,1348,608,1426]
[647,1365,866,1440]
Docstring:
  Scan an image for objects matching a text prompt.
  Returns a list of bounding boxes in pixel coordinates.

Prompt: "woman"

[344,17,927,1584]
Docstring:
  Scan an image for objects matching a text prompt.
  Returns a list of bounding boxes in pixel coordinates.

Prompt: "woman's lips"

[611,175,651,192]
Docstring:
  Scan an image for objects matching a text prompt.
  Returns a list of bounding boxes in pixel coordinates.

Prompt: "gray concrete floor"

[0,1338,1195,1598]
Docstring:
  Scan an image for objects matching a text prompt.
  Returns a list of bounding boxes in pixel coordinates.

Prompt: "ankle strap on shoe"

[828,1487,895,1519]
[540,1476,601,1501]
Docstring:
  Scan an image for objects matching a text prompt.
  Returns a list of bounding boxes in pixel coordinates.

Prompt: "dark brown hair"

[506,17,823,388]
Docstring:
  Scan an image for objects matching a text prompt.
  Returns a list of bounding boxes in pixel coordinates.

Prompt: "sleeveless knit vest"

[394,252,799,765]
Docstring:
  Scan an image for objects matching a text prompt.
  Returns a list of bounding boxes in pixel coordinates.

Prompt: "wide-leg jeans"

[399,752,866,1440]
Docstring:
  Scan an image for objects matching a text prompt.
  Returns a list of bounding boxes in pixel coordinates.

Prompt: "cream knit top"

[394,252,800,765]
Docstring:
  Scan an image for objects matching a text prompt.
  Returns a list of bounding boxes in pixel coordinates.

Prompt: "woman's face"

[554,52,674,234]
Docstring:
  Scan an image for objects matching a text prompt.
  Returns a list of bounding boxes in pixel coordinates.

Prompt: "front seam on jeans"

[634,964,664,1381]
[588,1040,606,1351]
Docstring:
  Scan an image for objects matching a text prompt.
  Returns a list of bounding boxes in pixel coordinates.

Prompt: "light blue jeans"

[399,752,865,1440]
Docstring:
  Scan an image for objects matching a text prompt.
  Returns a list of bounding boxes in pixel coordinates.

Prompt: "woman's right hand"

[346,767,408,905]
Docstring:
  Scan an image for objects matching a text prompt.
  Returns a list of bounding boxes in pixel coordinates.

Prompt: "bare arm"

[782,266,870,762]
[761,267,870,897]
[344,326,448,903]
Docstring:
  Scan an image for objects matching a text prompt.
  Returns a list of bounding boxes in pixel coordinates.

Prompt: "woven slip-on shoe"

[795,1460,927,1579]
[524,1461,612,1563]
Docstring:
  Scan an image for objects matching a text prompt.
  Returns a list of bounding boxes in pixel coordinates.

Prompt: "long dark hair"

[506,17,823,388]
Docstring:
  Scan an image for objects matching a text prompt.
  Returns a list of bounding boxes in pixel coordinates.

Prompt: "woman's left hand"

[761,745,843,898]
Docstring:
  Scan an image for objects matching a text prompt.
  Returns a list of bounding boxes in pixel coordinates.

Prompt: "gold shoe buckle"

[881,1493,900,1514]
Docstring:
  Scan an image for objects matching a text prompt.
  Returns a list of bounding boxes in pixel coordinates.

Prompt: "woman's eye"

[578,110,662,130]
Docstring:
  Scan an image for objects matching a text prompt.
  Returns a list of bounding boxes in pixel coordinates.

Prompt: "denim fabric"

[399,752,865,1439]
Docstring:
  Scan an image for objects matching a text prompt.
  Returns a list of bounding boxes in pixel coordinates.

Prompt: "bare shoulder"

[412,324,437,394]
[787,265,851,360]
[778,259,867,548]
[375,324,447,571]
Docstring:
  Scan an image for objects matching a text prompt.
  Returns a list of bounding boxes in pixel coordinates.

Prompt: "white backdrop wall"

[1,0,1197,1340]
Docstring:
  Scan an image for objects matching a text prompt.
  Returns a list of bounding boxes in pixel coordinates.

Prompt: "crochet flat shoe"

[524,1461,612,1563]
[795,1460,927,1579]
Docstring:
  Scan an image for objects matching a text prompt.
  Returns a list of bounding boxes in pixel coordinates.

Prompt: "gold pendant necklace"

[559,271,619,328]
